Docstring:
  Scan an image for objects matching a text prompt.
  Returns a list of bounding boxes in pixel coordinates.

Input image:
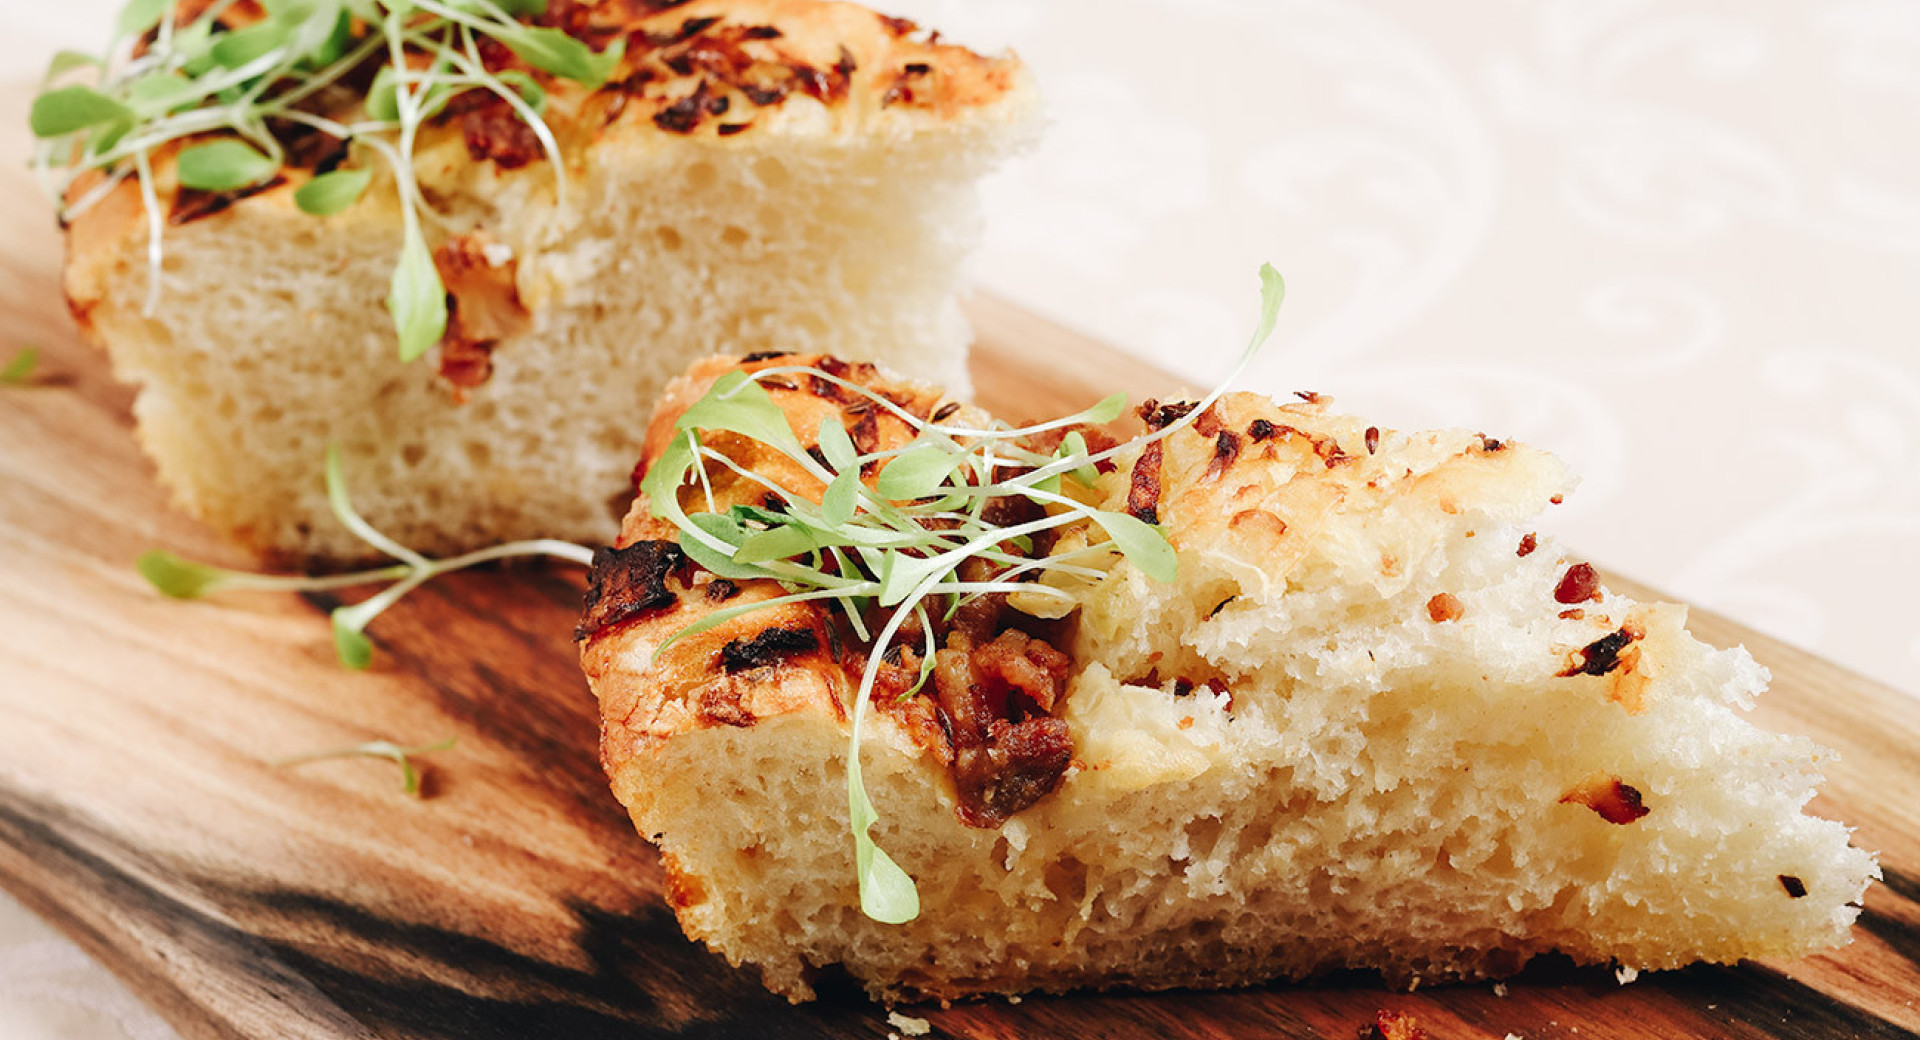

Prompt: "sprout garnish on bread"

[41,0,1037,563]
[579,274,1879,1002]
[616,266,1286,922]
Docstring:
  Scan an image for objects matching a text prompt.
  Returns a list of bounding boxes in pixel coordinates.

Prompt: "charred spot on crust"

[1560,625,1641,677]
[1203,430,1243,481]
[1518,532,1538,557]
[1560,776,1650,824]
[576,541,685,640]
[1555,562,1601,604]
[1477,433,1506,452]
[716,121,752,135]
[879,14,918,36]
[1780,874,1808,898]
[704,578,740,602]
[1248,419,1276,441]
[719,626,818,672]
[1137,398,1198,431]
[1295,390,1324,404]
[740,350,792,363]
[169,175,288,226]
[1365,426,1380,455]
[653,79,730,133]
[932,401,962,422]
[740,25,782,40]
[1127,440,1165,525]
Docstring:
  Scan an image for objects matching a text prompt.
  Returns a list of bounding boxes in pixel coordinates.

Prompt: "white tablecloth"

[4,2,1917,1036]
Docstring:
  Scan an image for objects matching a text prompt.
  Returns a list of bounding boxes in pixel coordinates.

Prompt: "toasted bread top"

[62,0,1035,313]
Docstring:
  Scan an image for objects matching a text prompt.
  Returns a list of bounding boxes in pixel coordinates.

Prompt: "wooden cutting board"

[3,108,1918,1040]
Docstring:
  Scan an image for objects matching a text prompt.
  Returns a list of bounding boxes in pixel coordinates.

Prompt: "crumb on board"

[887,1010,932,1036]
[1492,981,1510,998]
[1362,1009,1429,1040]
[1615,965,1640,985]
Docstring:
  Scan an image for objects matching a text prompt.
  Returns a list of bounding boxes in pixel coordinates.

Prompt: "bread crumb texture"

[587,384,1879,1001]
[63,0,1036,563]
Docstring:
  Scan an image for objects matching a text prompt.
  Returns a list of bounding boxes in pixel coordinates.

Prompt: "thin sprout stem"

[434,538,597,571]
[270,33,388,108]
[336,561,437,631]
[219,563,412,593]
[133,149,162,316]
[432,44,570,209]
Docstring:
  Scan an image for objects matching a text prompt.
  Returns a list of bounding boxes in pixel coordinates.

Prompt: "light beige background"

[4,1,1917,1036]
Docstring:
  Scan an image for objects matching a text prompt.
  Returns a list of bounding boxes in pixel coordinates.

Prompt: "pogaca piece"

[578,346,1877,1002]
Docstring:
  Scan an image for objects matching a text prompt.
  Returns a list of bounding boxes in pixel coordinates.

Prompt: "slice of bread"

[61,1,1036,564]
[579,354,1879,1003]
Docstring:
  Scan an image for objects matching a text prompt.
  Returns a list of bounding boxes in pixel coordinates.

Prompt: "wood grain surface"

[3,95,1918,1039]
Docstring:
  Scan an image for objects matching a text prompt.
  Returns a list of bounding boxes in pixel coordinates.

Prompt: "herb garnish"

[646,265,1285,922]
[30,0,616,360]
[1,348,39,386]
[276,737,458,797]
[139,443,593,668]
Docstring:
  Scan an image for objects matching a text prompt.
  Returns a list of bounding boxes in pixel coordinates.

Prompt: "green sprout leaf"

[277,737,457,797]
[1089,509,1177,583]
[1058,431,1099,488]
[331,608,375,669]
[816,417,858,474]
[365,65,401,122]
[734,523,818,565]
[820,470,859,528]
[388,230,447,363]
[116,0,171,37]
[294,167,372,216]
[500,27,624,87]
[29,86,133,138]
[875,443,956,501]
[209,20,294,69]
[849,763,919,924]
[494,70,546,114]
[1,347,38,385]
[676,371,804,457]
[1085,392,1128,424]
[42,50,104,83]
[137,549,233,599]
[175,139,279,191]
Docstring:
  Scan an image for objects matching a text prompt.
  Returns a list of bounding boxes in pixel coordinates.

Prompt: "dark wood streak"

[0,790,874,1040]
[1664,963,1920,1040]
[1858,867,1920,974]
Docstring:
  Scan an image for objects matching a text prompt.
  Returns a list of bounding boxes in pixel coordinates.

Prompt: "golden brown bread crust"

[581,357,1878,1004]
[583,352,960,777]
[62,0,1033,320]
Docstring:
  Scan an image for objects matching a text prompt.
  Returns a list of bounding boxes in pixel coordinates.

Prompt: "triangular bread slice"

[578,353,1878,1002]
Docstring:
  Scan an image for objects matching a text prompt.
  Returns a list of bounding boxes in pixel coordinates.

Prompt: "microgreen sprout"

[1,348,40,386]
[276,737,457,797]
[137,443,593,668]
[647,265,1286,923]
[29,0,616,359]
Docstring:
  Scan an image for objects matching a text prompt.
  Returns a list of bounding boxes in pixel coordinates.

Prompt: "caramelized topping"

[1555,562,1601,604]
[1560,775,1650,824]
[576,540,685,640]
